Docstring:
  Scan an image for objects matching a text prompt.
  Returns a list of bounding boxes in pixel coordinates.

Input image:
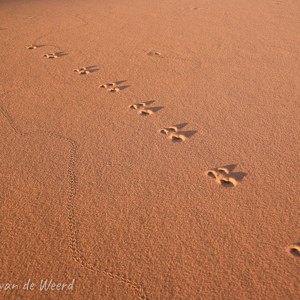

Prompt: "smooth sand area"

[0,0,299,298]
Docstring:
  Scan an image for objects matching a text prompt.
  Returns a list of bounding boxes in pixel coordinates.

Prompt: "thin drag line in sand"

[0,101,147,300]
[30,14,89,53]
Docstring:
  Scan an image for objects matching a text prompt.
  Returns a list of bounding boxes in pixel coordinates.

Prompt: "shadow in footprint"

[44,52,68,59]
[169,130,197,142]
[109,85,130,92]
[108,85,130,93]
[147,50,162,57]
[74,66,98,75]
[288,244,300,257]
[169,131,196,143]
[169,135,185,142]
[26,44,45,50]
[139,106,163,115]
[160,123,196,142]
[160,123,188,135]
[220,178,236,188]
[207,171,217,179]
[206,164,247,187]
[129,100,155,110]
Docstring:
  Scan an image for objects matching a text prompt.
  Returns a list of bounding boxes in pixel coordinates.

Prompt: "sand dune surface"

[0,0,299,299]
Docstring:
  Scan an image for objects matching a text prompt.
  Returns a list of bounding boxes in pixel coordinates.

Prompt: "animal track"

[287,244,300,257]
[147,50,162,57]
[138,109,153,116]
[160,126,177,135]
[129,100,155,110]
[100,82,116,89]
[168,133,186,142]
[74,65,98,75]
[0,100,147,300]
[43,52,67,59]
[206,165,247,187]
[43,53,58,59]
[73,67,90,75]
[25,44,37,50]
[129,103,145,110]
[108,87,120,93]
[99,80,128,92]
[206,170,237,187]
[129,100,163,116]
[159,123,196,142]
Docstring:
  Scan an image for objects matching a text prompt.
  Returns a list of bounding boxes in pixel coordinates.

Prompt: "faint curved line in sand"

[31,14,89,51]
[0,101,147,300]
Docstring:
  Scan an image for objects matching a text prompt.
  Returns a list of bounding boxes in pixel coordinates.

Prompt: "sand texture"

[0,0,299,299]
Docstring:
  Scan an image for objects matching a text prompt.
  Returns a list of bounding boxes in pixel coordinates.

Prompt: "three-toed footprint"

[205,165,247,187]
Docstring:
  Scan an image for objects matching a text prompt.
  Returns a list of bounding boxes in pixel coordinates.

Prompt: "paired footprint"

[73,66,98,75]
[129,103,195,142]
[160,126,185,142]
[100,80,129,93]
[43,53,58,59]
[159,123,197,142]
[129,100,163,116]
[43,52,67,59]
[129,102,196,142]
[206,164,247,187]
[22,38,296,262]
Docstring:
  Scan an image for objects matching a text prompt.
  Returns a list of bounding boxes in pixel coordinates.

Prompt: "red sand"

[0,0,299,299]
